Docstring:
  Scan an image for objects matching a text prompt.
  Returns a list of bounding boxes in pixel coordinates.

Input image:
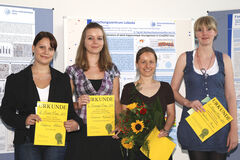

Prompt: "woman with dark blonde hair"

[171,16,238,160]
[65,22,122,160]
[121,46,175,160]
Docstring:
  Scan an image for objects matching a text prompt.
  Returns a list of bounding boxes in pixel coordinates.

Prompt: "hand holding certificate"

[186,97,232,142]
[87,95,115,136]
[34,101,68,146]
[140,127,176,160]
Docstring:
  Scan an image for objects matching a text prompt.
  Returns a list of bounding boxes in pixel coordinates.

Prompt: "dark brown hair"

[33,31,57,51]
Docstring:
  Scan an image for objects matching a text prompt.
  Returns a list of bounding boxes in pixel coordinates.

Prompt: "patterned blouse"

[65,63,120,123]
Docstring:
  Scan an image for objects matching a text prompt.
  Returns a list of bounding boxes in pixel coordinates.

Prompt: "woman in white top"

[171,16,238,160]
[0,31,83,160]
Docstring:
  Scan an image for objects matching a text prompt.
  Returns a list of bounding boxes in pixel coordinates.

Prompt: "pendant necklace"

[196,50,214,100]
[196,50,214,79]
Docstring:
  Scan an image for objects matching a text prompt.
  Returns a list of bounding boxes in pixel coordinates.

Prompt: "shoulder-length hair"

[75,22,112,71]
[194,16,218,36]
[33,31,57,51]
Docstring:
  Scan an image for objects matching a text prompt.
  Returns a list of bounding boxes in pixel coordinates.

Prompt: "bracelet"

[163,128,170,133]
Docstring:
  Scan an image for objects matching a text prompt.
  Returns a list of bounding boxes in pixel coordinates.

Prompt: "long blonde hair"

[75,22,113,71]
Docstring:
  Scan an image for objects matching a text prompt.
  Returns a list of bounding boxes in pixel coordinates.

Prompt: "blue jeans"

[15,143,66,160]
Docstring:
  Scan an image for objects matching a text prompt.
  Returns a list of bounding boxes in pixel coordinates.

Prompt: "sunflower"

[121,137,134,149]
[127,102,138,110]
[131,120,144,134]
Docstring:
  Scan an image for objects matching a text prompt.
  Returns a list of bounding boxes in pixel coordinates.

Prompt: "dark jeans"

[15,143,66,160]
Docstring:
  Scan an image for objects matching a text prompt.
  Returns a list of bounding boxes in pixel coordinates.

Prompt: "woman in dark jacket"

[0,31,83,160]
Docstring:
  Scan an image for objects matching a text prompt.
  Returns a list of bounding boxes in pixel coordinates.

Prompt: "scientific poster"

[229,13,240,140]
[0,5,35,154]
[64,18,177,85]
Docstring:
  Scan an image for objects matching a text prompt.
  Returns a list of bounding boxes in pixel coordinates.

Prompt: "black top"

[120,81,175,160]
[121,81,175,114]
[89,79,102,91]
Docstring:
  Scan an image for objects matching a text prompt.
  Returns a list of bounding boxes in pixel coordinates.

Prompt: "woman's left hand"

[227,128,238,152]
[158,129,169,138]
[64,119,79,132]
[112,126,120,139]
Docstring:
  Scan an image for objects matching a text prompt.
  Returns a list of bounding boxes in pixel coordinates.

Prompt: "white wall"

[0,0,239,72]
[0,0,239,159]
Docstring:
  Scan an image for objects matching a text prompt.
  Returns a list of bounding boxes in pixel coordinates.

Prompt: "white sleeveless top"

[192,50,219,75]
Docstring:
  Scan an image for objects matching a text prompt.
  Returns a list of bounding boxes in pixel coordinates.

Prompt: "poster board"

[0,4,53,159]
[208,10,240,160]
[63,17,194,159]
[63,18,193,84]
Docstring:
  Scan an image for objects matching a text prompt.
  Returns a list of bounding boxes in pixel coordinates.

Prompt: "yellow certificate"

[34,101,68,146]
[186,97,232,142]
[87,95,115,136]
[140,127,176,160]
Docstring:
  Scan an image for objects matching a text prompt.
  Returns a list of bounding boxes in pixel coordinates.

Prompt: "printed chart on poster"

[64,17,194,144]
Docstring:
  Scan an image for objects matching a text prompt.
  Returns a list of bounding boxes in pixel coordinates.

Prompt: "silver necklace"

[196,50,214,79]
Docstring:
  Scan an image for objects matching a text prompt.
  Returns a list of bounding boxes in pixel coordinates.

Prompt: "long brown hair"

[75,22,112,71]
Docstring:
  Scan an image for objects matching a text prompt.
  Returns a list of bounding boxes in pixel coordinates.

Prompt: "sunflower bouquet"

[118,99,164,157]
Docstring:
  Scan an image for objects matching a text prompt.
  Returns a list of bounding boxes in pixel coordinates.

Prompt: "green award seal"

[105,123,113,134]
[55,133,63,144]
[199,128,209,139]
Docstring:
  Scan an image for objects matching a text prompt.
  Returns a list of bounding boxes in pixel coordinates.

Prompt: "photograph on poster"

[0,63,10,80]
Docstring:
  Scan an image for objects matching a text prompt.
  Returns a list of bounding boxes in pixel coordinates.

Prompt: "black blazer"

[0,65,84,144]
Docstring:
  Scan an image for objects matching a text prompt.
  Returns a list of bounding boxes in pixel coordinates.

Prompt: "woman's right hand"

[188,100,205,112]
[77,95,90,109]
[25,114,41,125]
